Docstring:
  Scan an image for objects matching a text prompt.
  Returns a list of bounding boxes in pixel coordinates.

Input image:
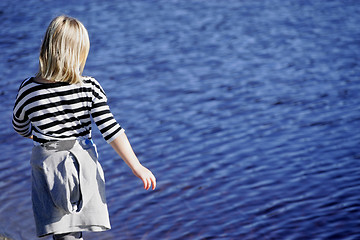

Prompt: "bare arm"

[110,132,156,190]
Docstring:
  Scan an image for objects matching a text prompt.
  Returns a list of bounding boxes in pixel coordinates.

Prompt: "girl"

[12,15,156,240]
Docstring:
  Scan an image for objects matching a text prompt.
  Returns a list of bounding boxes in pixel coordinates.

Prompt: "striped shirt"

[12,77,124,144]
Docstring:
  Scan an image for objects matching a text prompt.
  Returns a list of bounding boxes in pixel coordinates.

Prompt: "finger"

[145,177,150,190]
[151,176,156,190]
[142,178,147,190]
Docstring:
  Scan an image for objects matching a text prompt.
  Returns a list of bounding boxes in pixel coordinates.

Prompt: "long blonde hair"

[36,15,90,84]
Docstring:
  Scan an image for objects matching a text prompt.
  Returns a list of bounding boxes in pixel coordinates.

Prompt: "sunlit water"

[1,0,360,239]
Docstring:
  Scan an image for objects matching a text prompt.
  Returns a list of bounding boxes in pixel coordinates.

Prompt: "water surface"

[0,0,360,239]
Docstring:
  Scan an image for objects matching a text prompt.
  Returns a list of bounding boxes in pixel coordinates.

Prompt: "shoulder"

[14,77,39,107]
[82,76,101,87]
[82,76,106,94]
[18,77,34,91]
[16,77,40,98]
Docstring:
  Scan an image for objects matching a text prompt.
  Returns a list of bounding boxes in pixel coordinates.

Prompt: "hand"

[132,165,156,190]
[109,133,157,190]
[28,135,33,139]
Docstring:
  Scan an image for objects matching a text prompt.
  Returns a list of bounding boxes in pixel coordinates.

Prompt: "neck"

[34,76,56,83]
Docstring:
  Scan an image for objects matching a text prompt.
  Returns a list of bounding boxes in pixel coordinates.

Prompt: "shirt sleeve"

[89,78,124,143]
[12,84,32,138]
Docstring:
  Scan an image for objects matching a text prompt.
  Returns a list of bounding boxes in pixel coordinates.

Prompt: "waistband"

[34,137,94,151]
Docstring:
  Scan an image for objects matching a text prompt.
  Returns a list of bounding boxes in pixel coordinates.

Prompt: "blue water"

[1,0,360,239]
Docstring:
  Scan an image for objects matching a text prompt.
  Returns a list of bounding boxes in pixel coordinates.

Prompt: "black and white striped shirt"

[12,77,124,144]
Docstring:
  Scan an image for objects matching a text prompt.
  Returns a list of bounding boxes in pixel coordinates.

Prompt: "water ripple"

[1,0,360,239]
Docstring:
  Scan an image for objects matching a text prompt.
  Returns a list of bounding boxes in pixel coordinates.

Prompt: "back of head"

[37,15,90,84]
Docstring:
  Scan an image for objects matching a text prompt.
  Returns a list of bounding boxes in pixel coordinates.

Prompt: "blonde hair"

[36,15,90,84]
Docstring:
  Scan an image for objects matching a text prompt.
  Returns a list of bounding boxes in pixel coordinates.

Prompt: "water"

[1,0,360,239]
